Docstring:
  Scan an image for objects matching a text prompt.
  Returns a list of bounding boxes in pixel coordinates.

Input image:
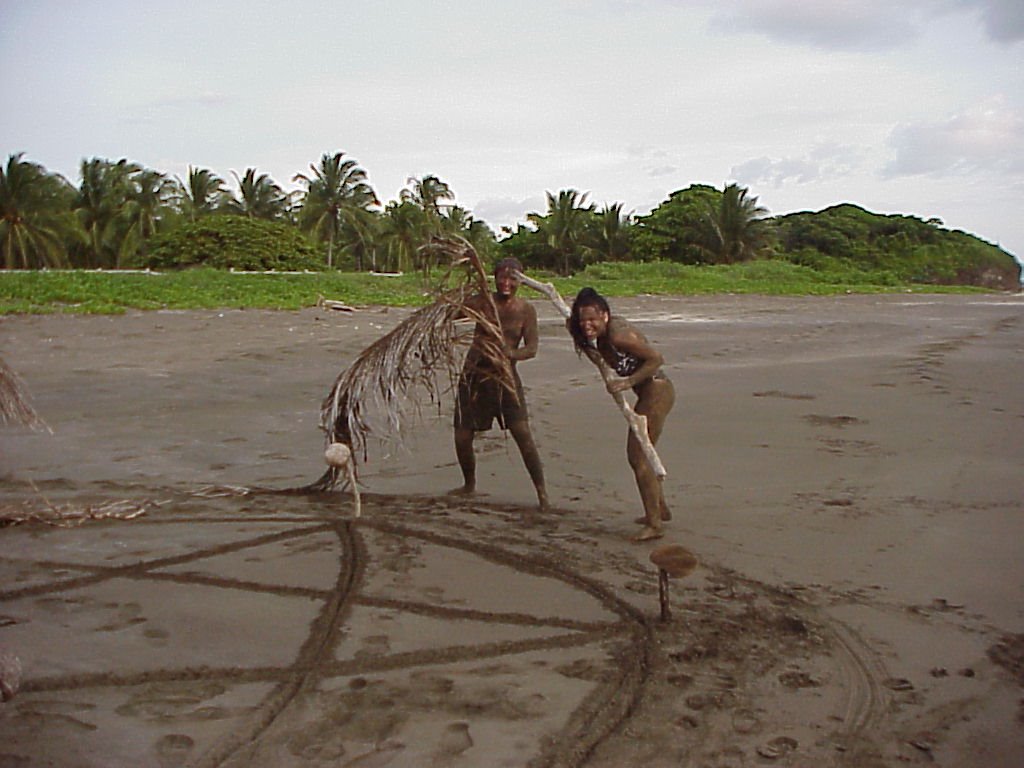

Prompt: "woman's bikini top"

[609,345,643,377]
[594,320,667,383]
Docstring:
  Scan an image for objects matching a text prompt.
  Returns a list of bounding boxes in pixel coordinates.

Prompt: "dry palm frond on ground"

[308,236,514,492]
[0,356,49,432]
[0,496,159,528]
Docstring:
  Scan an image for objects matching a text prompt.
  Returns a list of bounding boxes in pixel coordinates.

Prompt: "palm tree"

[73,158,140,268]
[589,202,633,262]
[179,166,228,222]
[529,189,593,275]
[699,183,773,264]
[379,200,428,273]
[400,175,454,221]
[293,152,378,268]
[443,205,496,260]
[228,168,287,220]
[340,207,382,271]
[0,153,73,269]
[122,168,178,263]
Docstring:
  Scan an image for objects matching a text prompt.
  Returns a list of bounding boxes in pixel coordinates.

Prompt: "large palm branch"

[309,236,513,491]
[0,356,48,432]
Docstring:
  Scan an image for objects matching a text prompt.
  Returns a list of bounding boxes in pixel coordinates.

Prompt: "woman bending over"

[569,287,675,541]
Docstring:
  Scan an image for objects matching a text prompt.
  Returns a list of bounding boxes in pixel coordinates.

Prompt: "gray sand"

[1,293,1022,766]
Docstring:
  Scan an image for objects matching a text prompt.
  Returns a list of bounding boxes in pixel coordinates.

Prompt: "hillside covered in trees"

[2,152,1019,290]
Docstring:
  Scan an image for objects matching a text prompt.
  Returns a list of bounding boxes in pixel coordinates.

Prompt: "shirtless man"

[450,257,549,510]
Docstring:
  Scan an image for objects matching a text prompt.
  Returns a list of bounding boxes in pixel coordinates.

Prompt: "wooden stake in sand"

[650,545,698,622]
[324,442,360,517]
[512,271,667,479]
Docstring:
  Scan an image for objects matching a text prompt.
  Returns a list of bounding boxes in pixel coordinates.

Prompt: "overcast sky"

[2,0,1022,260]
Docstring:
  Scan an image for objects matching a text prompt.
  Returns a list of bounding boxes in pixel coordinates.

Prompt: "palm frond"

[0,356,49,432]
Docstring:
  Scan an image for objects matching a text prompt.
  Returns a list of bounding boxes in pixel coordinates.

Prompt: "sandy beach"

[1,292,1023,767]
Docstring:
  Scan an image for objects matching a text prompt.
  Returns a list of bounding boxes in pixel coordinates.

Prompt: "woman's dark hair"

[568,287,611,353]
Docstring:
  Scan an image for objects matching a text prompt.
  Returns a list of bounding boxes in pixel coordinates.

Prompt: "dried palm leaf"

[0,355,50,433]
[308,236,515,492]
[0,497,158,528]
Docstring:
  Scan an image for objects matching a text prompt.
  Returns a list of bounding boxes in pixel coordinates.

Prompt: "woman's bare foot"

[634,509,671,524]
[446,485,476,497]
[633,526,664,542]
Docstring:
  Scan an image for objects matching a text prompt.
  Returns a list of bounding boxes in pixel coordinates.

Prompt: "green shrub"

[140,215,324,271]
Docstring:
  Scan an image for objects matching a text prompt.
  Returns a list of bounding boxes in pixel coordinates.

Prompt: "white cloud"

[732,157,822,187]
[472,196,546,230]
[731,143,862,188]
[883,96,1024,177]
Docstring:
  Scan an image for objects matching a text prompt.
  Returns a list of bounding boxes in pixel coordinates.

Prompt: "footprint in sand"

[756,735,798,759]
[94,601,146,632]
[143,627,170,645]
[803,414,865,428]
[154,733,194,768]
[778,670,822,689]
[431,721,473,765]
[731,708,762,734]
[883,677,914,691]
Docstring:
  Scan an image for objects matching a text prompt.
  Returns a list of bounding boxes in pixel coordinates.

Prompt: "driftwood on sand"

[309,236,516,493]
[512,271,668,479]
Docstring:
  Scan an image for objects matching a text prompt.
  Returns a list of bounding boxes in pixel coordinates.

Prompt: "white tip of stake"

[324,442,352,468]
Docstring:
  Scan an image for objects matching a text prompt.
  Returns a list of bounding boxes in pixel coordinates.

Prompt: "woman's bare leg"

[628,378,675,540]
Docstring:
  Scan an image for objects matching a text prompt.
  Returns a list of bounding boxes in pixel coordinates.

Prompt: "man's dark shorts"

[454,368,528,431]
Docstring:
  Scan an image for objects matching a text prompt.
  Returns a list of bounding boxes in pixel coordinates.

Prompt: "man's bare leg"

[509,420,550,511]
[449,425,477,495]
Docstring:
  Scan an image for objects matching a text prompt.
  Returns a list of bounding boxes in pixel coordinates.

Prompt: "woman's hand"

[606,376,632,394]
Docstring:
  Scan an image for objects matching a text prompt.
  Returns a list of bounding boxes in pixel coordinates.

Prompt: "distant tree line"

[2,151,1019,288]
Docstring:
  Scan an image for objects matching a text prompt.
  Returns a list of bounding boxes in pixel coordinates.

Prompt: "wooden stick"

[658,569,671,622]
[513,271,667,479]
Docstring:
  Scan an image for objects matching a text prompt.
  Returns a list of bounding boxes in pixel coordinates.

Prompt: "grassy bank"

[0,262,991,315]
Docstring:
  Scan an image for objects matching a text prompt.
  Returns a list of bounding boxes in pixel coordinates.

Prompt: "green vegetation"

[141,216,323,271]
[2,151,1020,305]
[0,261,990,315]
[775,204,1017,288]
[554,260,988,298]
[0,268,435,314]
